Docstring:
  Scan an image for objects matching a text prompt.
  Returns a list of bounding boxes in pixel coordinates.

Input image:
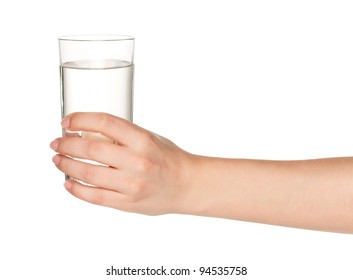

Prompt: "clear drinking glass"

[58,35,134,180]
[59,34,134,141]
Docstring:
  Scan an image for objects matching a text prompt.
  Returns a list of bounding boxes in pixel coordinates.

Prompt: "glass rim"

[58,34,135,42]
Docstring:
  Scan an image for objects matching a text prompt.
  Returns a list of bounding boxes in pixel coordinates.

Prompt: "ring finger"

[52,154,128,193]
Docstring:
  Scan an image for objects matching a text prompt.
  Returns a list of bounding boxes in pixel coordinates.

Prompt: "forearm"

[180,155,353,233]
[52,113,353,233]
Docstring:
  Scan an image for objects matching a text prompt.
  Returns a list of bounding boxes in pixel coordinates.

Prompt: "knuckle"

[55,157,64,170]
[126,202,140,213]
[134,156,154,174]
[57,138,67,153]
[120,175,145,197]
[81,165,97,183]
[85,141,102,158]
[90,190,105,205]
[124,195,142,211]
[129,180,144,196]
[69,113,81,129]
[56,155,67,171]
[139,131,154,146]
[71,185,107,207]
[98,113,114,130]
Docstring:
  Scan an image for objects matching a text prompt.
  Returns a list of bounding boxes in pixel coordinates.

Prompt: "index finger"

[62,112,144,146]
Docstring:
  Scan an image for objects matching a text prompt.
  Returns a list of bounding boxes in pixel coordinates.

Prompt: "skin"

[50,112,353,234]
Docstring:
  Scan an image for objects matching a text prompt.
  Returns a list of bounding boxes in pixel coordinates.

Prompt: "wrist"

[173,153,213,216]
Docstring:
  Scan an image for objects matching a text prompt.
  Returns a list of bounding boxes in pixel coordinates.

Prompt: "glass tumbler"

[58,35,134,181]
[59,34,134,142]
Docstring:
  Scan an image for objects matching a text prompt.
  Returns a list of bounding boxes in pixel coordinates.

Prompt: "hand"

[50,113,353,233]
[50,112,194,215]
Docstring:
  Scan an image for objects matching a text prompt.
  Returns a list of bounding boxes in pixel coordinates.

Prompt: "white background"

[1,0,353,279]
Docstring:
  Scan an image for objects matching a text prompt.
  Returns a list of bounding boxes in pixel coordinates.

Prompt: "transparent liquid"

[60,59,133,120]
[60,59,133,181]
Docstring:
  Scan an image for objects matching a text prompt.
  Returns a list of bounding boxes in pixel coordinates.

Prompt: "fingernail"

[50,139,59,150]
[64,180,72,190]
[52,154,61,165]
[61,117,70,128]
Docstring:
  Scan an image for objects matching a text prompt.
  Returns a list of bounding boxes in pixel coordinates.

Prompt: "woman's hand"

[51,112,353,233]
[50,112,194,215]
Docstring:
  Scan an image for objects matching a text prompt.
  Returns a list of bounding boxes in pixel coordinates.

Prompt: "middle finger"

[51,136,129,169]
